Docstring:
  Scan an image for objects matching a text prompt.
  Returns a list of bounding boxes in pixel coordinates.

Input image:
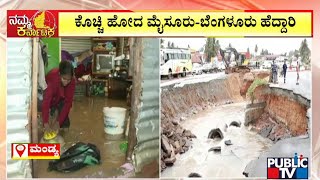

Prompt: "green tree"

[299,39,311,65]
[288,50,294,57]
[204,37,219,63]
[255,44,258,56]
[294,49,299,59]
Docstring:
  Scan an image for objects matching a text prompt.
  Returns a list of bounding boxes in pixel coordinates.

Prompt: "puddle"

[37,96,130,178]
[161,102,273,178]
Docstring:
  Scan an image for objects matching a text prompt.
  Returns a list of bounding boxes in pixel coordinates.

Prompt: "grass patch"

[246,78,268,104]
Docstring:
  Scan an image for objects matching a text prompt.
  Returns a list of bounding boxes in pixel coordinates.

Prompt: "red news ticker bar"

[28,143,60,157]
[58,10,132,12]
[244,10,313,13]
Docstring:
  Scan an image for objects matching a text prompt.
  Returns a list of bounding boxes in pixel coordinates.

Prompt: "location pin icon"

[15,144,26,157]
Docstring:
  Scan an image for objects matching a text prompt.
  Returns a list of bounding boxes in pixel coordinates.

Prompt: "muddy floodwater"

[161,102,274,178]
[37,96,129,178]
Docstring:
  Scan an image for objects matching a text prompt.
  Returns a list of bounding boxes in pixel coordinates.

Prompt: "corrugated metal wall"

[61,38,92,54]
[6,38,33,178]
[133,38,160,172]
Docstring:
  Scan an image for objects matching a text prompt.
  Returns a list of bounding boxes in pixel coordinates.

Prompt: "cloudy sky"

[162,38,312,55]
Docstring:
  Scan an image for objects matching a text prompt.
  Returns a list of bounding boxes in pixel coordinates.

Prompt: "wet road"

[161,102,273,178]
[271,71,311,99]
[161,71,311,100]
[37,96,129,178]
[161,72,226,88]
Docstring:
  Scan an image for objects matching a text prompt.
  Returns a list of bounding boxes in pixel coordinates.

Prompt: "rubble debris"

[251,112,292,142]
[161,135,172,155]
[161,161,166,171]
[225,140,232,146]
[188,173,202,177]
[180,117,187,121]
[208,146,221,153]
[223,124,228,132]
[225,100,233,104]
[260,125,273,138]
[230,121,241,127]
[161,118,197,171]
[208,128,224,140]
[164,144,176,166]
[243,159,256,177]
[172,120,179,125]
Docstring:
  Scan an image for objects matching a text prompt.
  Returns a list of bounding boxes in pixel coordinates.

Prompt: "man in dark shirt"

[40,61,76,131]
[283,61,288,83]
[272,61,278,84]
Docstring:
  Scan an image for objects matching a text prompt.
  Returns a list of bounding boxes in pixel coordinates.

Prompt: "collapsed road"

[160,71,311,178]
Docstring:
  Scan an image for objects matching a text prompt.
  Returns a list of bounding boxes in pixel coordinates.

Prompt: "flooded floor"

[161,102,274,178]
[37,96,130,178]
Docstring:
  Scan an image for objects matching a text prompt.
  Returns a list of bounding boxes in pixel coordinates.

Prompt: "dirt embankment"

[161,74,243,122]
[249,85,310,142]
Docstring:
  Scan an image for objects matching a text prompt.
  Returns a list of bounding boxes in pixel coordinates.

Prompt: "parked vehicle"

[192,63,203,75]
[160,48,192,79]
[262,61,272,69]
[202,63,219,73]
[217,62,226,71]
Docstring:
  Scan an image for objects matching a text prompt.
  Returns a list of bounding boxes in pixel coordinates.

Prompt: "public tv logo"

[12,143,60,159]
[267,153,308,179]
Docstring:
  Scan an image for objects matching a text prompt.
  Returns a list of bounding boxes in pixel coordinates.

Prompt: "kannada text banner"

[59,11,312,37]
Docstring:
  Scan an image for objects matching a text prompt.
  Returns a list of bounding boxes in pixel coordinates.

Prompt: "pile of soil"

[251,112,291,142]
[161,118,196,171]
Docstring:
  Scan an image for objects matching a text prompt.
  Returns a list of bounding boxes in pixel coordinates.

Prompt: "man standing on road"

[272,60,278,84]
[296,60,300,85]
[283,61,288,83]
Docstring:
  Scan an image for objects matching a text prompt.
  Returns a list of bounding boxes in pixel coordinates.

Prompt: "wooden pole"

[128,38,134,77]
[31,38,39,177]
[116,37,124,57]
[127,38,143,160]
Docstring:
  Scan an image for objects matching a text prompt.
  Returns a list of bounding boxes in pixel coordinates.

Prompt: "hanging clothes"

[38,40,47,91]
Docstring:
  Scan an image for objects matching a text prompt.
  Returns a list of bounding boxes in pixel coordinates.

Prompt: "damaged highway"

[160,70,311,178]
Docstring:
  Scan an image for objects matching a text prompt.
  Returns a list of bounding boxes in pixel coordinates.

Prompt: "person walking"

[296,60,300,85]
[283,61,288,83]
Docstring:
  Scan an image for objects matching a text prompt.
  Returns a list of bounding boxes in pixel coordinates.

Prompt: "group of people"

[271,60,300,85]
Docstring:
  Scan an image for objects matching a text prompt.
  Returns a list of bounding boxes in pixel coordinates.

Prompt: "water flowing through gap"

[161,102,274,178]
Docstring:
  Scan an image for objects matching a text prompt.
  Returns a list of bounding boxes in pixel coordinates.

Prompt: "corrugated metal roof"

[6,38,33,178]
[61,38,92,54]
[133,38,159,173]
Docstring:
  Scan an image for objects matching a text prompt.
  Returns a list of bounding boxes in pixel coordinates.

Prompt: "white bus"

[160,48,192,78]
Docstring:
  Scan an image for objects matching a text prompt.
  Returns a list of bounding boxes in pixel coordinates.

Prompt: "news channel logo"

[267,153,308,179]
